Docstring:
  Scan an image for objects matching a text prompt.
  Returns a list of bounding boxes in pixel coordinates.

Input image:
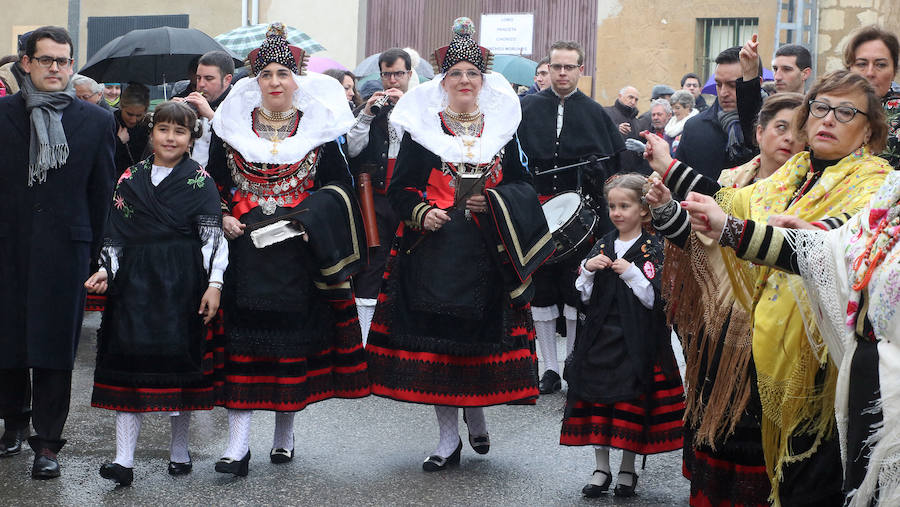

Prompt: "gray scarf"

[716,108,752,162]
[14,64,75,186]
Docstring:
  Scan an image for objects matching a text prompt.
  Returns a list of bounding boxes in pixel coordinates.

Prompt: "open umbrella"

[79,27,242,90]
[307,56,347,74]
[491,54,537,86]
[702,67,774,95]
[354,52,435,80]
[215,24,324,60]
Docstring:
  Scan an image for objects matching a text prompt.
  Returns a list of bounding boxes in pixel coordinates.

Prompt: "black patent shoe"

[538,370,562,394]
[167,456,193,476]
[613,471,639,497]
[269,448,293,464]
[462,411,490,455]
[99,462,133,486]
[581,469,612,497]
[31,449,60,479]
[0,429,27,457]
[215,450,250,476]
[422,439,462,472]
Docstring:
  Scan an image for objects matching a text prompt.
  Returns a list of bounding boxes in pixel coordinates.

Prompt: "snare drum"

[541,192,598,264]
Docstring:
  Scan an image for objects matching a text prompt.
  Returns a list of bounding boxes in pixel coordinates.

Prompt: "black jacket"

[674,100,756,180]
[0,94,116,369]
[604,100,649,174]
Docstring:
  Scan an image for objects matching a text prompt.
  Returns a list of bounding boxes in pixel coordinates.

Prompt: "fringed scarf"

[14,65,75,186]
[716,147,889,504]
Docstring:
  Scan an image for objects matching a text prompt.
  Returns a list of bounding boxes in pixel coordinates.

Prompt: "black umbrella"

[79,27,242,90]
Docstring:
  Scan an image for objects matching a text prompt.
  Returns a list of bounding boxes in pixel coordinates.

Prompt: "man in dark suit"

[0,26,115,479]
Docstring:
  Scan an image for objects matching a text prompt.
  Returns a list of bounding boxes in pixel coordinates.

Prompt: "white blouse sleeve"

[574,260,596,303]
[203,236,229,285]
[99,246,121,277]
[619,263,655,309]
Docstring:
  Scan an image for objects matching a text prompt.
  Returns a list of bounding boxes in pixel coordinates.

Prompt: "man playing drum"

[518,40,624,393]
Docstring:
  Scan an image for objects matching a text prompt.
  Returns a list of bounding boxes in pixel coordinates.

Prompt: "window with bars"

[695,18,759,82]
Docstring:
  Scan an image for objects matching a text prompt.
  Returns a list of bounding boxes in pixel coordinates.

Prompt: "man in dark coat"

[518,40,624,395]
[674,47,757,180]
[605,85,651,174]
[0,26,115,479]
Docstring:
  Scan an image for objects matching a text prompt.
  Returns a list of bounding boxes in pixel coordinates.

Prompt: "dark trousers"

[0,368,71,452]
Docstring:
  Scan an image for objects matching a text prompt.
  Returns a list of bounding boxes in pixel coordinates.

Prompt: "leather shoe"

[215,449,250,476]
[581,469,612,497]
[462,412,490,455]
[538,370,562,394]
[0,429,27,457]
[422,439,462,472]
[269,448,293,464]
[31,449,60,479]
[614,470,639,497]
[99,462,133,486]
[167,458,193,476]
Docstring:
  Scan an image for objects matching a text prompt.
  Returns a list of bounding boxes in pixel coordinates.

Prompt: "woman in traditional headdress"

[206,23,369,476]
[365,17,552,471]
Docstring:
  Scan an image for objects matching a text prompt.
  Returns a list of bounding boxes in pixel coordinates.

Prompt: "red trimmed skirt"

[85,294,106,312]
[560,365,685,454]
[366,227,539,407]
[684,445,770,507]
[91,311,225,412]
[217,299,370,411]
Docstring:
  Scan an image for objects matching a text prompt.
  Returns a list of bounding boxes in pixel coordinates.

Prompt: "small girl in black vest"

[561,173,684,497]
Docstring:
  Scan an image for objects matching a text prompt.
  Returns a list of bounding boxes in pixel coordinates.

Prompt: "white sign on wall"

[479,13,534,55]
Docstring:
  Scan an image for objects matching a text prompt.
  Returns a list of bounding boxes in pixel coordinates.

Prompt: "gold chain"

[258,106,298,122]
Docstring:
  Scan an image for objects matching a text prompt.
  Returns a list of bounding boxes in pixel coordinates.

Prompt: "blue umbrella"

[491,55,537,86]
[702,67,774,95]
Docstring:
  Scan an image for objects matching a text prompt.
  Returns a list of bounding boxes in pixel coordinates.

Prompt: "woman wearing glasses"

[641,70,889,505]
[366,18,551,471]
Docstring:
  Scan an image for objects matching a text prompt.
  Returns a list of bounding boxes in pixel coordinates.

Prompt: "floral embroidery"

[112,192,134,218]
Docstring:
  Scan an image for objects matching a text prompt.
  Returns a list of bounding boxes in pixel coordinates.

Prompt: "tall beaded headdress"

[430,17,493,74]
[248,23,309,76]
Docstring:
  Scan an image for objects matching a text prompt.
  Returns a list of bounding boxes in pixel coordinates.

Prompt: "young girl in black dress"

[85,101,227,486]
[561,173,684,497]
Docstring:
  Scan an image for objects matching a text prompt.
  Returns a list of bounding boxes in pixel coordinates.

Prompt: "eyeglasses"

[808,100,868,123]
[549,64,579,72]
[29,56,73,69]
[380,70,409,79]
[445,69,482,80]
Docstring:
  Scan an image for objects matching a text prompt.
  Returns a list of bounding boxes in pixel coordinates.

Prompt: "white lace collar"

[389,72,521,164]
[211,72,354,164]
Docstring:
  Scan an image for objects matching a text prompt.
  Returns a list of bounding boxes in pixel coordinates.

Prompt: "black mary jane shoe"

[0,429,27,457]
[31,449,61,479]
[422,439,462,472]
[462,412,490,455]
[167,458,193,476]
[214,450,250,477]
[538,370,562,394]
[613,471,639,497]
[269,448,294,464]
[581,469,612,497]
[99,462,134,486]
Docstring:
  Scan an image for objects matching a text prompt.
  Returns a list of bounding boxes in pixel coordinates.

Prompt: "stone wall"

[818,0,900,73]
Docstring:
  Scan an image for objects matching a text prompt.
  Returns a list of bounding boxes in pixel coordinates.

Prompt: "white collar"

[211,72,354,164]
[551,86,578,99]
[389,72,521,164]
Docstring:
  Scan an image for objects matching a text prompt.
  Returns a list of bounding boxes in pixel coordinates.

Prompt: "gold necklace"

[443,106,481,124]
[258,106,297,122]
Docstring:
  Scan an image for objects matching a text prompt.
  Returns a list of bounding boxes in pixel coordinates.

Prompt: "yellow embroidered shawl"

[716,147,889,504]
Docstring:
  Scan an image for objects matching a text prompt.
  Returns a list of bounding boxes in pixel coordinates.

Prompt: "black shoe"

[269,448,293,464]
[613,471,639,497]
[538,370,562,394]
[215,450,250,477]
[462,411,490,455]
[422,439,462,472]
[31,449,60,479]
[99,462,133,486]
[0,429,27,457]
[581,469,612,497]
[167,456,193,476]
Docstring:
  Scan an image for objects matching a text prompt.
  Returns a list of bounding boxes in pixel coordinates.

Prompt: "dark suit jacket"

[674,100,756,180]
[0,93,116,369]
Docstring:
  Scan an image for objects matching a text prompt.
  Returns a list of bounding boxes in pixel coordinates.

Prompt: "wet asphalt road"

[0,313,690,506]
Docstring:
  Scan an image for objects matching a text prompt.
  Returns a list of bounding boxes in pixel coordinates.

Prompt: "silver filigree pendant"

[261,196,277,215]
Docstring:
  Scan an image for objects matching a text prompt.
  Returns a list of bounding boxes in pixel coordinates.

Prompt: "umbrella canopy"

[491,54,537,86]
[79,27,241,86]
[354,52,435,80]
[307,56,347,74]
[215,24,324,60]
[702,67,774,95]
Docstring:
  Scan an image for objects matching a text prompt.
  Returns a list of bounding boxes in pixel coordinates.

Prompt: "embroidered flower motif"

[117,168,133,184]
[113,194,125,209]
[643,261,656,279]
